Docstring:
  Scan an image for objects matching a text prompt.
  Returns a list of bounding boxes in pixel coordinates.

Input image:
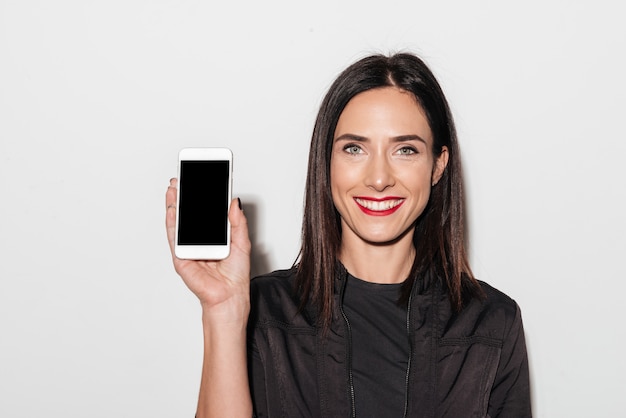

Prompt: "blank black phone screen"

[178,160,229,245]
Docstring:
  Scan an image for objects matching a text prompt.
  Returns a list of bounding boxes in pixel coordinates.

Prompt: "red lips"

[353,197,405,216]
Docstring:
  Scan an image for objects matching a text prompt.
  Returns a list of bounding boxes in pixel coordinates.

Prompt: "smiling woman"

[166,52,531,418]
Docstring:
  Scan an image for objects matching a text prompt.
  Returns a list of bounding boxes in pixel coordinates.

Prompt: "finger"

[166,178,178,254]
[166,178,178,212]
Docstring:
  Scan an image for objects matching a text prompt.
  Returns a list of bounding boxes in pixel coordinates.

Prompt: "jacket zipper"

[338,272,356,418]
[403,285,416,418]
[340,271,416,418]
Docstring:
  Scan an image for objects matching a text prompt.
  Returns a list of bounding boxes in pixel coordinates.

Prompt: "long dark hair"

[296,52,482,330]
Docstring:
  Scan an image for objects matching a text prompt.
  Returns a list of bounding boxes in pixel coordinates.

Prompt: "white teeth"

[355,198,403,211]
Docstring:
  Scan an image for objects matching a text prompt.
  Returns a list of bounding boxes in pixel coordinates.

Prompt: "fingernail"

[237,197,243,210]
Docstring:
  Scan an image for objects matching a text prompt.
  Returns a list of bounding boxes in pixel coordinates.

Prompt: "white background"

[1,1,625,416]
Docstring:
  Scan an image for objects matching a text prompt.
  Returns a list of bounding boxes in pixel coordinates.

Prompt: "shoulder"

[476,280,519,311]
[443,280,524,342]
[470,280,524,339]
[250,267,297,298]
[249,267,311,327]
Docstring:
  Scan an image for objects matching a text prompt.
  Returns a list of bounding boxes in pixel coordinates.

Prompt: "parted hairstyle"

[296,52,483,331]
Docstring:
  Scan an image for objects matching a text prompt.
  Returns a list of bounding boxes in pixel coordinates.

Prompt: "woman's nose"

[364,155,395,191]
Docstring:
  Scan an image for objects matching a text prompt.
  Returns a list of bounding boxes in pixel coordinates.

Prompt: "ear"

[432,146,449,186]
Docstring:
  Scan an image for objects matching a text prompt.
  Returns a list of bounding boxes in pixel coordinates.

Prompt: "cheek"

[330,160,357,193]
[329,163,358,216]
[401,169,433,198]
[329,164,343,207]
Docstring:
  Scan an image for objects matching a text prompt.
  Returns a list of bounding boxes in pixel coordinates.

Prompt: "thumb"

[229,198,251,256]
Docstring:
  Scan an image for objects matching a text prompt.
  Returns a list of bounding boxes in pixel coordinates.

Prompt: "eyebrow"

[334,133,427,144]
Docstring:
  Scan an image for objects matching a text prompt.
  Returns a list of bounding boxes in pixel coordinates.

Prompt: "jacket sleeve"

[248,337,268,418]
[488,303,532,417]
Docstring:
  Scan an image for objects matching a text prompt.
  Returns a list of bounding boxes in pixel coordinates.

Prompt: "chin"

[360,225,415,246]
[361,233,404,246]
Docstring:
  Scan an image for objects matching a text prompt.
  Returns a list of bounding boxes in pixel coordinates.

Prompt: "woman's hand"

[165,178,251,321]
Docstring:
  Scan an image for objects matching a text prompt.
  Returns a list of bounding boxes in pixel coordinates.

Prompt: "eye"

[396,146,417,155]
[343,144,363,155]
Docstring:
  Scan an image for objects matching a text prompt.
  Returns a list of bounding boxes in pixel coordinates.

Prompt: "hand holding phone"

[165,175,251,312]
[174,147,233,260]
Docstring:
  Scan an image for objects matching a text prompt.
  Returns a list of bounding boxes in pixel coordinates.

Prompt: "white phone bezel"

[174,147,232,260]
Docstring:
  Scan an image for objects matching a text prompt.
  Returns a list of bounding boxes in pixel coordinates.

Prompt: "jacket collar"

[332,260,435,296]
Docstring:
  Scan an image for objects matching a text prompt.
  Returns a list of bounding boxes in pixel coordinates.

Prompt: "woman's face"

[330,87,448,247]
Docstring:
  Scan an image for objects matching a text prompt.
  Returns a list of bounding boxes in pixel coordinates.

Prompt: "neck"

[338,232,415,284]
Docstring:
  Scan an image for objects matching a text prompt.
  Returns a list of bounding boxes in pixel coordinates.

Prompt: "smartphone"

[174,147,233,260]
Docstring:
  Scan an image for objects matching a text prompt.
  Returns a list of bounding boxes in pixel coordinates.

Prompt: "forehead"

[334,87,433,142]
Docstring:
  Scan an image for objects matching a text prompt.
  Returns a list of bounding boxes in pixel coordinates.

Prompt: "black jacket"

[248,266,531,417]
